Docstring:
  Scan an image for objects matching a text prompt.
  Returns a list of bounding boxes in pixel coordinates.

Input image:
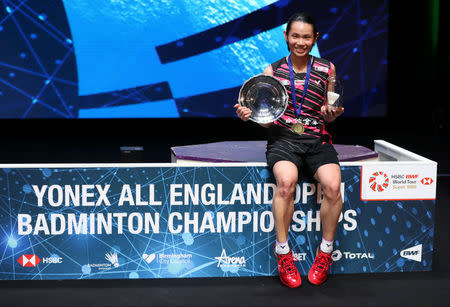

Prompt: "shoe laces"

[279,253,298,275]
[312,251,333,272]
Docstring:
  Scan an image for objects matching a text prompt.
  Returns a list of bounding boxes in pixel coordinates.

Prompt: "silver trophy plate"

[238,74,288,124]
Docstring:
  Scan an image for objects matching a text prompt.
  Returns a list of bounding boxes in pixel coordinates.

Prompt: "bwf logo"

[400,244,422,262]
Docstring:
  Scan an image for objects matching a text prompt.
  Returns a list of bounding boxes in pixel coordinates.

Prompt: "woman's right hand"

[234,104,252,122]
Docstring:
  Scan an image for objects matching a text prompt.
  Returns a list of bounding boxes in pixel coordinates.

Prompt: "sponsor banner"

[361,163,437,200]
[0,165,435,280]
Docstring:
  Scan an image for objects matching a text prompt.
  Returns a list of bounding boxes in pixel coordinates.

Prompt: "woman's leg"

[308,163,342,285]
[314,163,342,243]
[272,160,298,243]
[271,160,302,288]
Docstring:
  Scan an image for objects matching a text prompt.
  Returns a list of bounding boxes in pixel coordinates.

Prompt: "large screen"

[0,0,388,119]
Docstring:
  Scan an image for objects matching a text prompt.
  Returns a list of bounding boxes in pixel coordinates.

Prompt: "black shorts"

[266,138,340,177]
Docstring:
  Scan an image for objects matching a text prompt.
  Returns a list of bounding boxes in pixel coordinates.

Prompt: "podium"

[0,140,437,280]
[171,141,379,163]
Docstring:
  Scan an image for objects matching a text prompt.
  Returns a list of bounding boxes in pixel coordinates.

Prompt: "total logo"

[369,171,389,192]
[17,255,62,267]
[331,250,375,261]
[215,249,246,268]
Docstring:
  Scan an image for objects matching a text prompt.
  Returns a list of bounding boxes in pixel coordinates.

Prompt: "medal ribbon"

[288,55,312,117]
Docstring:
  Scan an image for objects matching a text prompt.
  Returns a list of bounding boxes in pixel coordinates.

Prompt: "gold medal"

[291,123,304,135]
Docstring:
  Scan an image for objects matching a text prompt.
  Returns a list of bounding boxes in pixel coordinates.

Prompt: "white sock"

[275,240,290,255]
[320,238,333,254]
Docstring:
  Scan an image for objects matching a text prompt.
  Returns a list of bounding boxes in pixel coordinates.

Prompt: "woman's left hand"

[321,105,344,122]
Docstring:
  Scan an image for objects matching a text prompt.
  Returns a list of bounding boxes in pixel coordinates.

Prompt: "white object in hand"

[327,91,340,105]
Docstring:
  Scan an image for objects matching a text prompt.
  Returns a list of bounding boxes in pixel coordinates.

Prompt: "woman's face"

[284,21,318,58]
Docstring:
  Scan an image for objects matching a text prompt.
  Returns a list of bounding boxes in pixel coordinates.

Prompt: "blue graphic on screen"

[0,0,388,118]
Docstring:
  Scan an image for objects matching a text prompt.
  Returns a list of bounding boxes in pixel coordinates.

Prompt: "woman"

[234,12,344,288]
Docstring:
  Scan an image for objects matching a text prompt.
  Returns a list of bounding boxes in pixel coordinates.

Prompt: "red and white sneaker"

[308,249,333,285]
[274,249,301,288]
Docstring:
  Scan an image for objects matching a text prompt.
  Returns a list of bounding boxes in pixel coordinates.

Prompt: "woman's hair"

[286,12,317,35]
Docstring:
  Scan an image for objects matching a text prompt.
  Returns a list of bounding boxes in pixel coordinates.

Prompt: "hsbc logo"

[17,254,41,267]
[17,255,62,267]
[42,257,62,264]
[420,178,434,185]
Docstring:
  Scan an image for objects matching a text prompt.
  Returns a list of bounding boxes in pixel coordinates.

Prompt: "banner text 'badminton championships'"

[17,183,357,235]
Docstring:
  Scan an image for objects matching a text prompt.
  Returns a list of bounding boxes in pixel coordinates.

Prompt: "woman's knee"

[276,177,297,200]
[273,161,298,200]
[322,181,341,202]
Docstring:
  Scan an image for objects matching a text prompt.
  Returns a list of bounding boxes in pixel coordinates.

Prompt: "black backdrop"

[0,1,448,169]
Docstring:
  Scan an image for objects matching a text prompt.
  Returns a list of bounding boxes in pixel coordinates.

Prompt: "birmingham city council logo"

[369,171,389,192]
[142,253,156,264]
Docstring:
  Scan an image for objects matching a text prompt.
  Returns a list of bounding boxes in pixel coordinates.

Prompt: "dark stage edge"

[0,176,448,307]
[1,272,450,307]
